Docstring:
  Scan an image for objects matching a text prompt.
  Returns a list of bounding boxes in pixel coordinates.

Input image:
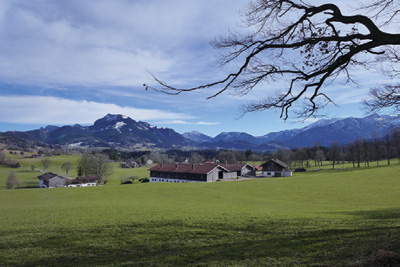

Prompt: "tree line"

[272,129,399,170]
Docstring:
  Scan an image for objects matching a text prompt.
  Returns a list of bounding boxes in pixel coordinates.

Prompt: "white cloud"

[0,95,193,125]
[0,0,247,88]
[156,120,190,125]
[155,120,220,126]
[196,122,220,125]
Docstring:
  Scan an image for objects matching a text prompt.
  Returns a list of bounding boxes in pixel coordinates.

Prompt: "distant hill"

[182,131,212,143]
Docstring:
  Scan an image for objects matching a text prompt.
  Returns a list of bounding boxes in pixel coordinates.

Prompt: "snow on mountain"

[182,131,212,143]
[112,121,126,133]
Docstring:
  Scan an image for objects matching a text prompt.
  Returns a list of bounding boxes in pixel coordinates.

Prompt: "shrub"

[119,176,138,184]
[6,171,21,189]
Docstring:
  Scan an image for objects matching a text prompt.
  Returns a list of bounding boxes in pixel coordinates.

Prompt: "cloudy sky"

[0,0,396,137]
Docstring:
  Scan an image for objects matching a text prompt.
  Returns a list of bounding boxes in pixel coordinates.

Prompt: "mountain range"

[189,114,398,149]
[1,113,398,151]
[2,114,191,150]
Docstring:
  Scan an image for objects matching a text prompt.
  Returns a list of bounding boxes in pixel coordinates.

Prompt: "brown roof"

[149,163,225,175]
[264,158,288,168]
[76,176,99,183]
[38,172,75,181]
[37,172,58,181]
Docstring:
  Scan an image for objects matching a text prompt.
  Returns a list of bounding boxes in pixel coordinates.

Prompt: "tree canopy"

[150,0,399,119]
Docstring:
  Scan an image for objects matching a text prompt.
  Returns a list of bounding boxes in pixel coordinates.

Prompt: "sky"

[0,0,397,137]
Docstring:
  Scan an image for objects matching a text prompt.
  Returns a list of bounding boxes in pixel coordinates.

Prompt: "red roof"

[149,163,224,175]
[254,165,263,171]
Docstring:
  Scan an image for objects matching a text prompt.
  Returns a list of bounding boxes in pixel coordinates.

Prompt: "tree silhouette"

[151,0,400,119]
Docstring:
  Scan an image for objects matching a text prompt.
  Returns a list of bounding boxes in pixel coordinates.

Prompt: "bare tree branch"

[363,84,400,114]
[149,0,400,120]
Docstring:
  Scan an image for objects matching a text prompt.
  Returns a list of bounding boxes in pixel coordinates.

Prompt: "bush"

[3,158,20,168]
[6,171,21,189]
[119,176,138,184]
[138,177,150,183]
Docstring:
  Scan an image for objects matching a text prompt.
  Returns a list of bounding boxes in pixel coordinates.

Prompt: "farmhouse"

[261,158,292,177]
[149,163,255,183]
[38,172,99,188]
[38,172,74,188]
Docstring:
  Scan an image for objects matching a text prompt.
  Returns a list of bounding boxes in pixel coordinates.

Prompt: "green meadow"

[0,155,399,266]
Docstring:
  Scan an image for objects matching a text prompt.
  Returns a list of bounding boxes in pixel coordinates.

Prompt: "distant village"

[38,158,292,188]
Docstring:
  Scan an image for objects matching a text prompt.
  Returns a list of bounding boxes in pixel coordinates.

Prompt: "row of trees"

[40,153,114,183]
[124,149,265,165]
[272,130,400,169]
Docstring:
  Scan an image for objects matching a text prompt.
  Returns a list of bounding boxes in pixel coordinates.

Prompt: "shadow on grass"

[331,208,400,220]
[1,214,399,266]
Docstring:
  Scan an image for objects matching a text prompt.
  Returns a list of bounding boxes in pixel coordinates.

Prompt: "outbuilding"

[261,158,292,177]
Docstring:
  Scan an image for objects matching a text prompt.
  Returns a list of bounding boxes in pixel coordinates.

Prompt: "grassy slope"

[0,157,399,266]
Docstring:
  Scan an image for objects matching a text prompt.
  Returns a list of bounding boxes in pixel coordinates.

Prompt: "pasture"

[0,155,399,266]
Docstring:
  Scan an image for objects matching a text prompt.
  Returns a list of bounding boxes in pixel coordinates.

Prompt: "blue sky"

[0,0,397,137]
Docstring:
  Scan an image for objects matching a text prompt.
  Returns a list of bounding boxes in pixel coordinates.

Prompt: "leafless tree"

[315,149,325,167]
[217,150,237,164]
[272,148,294,168]
[383,131,393,165]
[329,142,340,169]
[363,84,399,114]
[150,0,400,119]
[61,162,74,176]
[294,147,307,168]
[391,128,400,163]
[77,154,114,183]
[371,133,383,166]
[40,158,51,172]
[190,152,205,164]
[361,140,371,167]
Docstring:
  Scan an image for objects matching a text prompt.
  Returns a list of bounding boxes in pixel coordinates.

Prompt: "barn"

[38,172,74,188]
[149,163,230,183]
[38,172,99,188]
[261,158,292,177]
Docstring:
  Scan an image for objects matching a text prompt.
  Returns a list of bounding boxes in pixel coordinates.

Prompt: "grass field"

[0,155,399,266]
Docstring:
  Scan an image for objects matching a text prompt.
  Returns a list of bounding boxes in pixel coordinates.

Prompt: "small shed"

[222,163,256,178]
[261,158,292,177]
